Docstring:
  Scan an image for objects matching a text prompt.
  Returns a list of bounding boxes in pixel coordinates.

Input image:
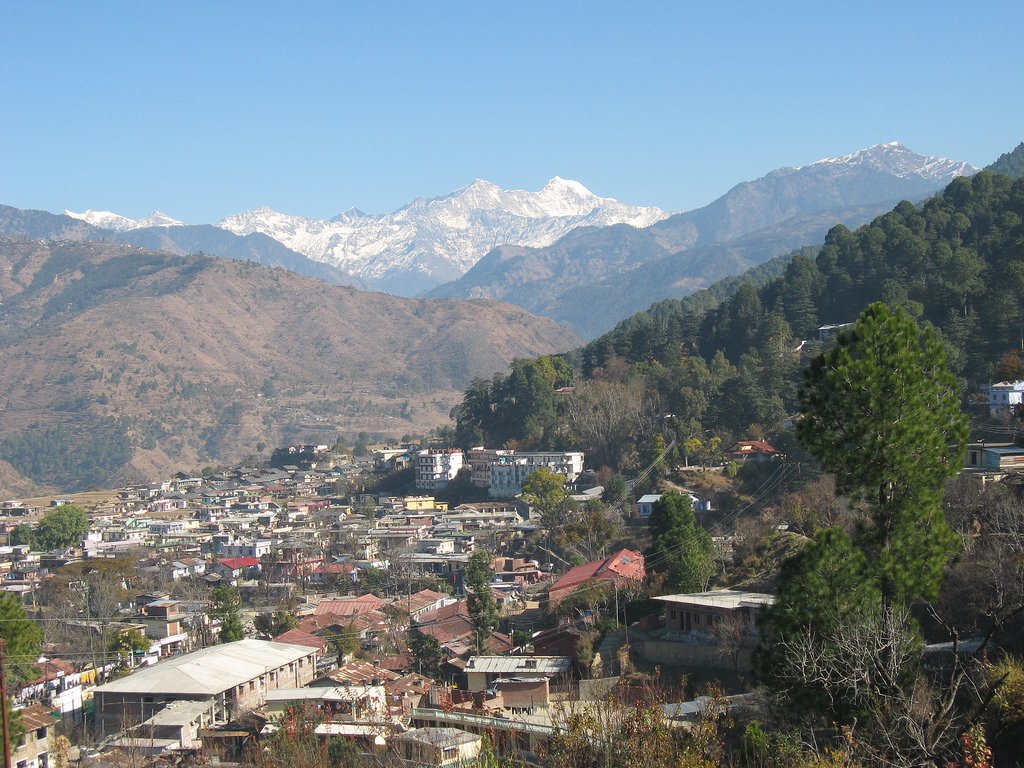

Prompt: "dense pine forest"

[453,169,1024,471]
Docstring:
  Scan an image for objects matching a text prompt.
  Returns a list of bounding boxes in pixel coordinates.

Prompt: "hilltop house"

[989,380,1024,419]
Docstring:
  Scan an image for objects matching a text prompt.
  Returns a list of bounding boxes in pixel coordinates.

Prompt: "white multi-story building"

[484,450,585,498]
[466,448,510,487]
[415,450,464,490]
[989,380,1024,419]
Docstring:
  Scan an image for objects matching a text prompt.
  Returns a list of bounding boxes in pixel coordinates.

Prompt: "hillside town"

[0,432,777,768]
[2,347,1022,768]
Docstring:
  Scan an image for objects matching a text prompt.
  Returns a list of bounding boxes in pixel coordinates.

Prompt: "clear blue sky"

[2,1,1022,222]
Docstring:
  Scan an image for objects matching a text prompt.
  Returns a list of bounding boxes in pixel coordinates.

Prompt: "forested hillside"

[987,141,1024,178]
[452,170,1024,472]
[583,170,1024,382]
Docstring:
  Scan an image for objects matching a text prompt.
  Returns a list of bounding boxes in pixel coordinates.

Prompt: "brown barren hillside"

[0,238,579,491]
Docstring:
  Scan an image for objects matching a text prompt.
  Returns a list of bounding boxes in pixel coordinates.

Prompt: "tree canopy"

[464,549,499,650]
[32,504,90,551]
[211,586,245,643]
[758,303,973,761]
[0,592,43,685]
[797,302,967,602]
[645,491,715,593]
[521,467,568,529]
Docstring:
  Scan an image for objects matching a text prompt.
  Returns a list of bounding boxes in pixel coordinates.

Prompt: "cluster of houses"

[0,440,780,767]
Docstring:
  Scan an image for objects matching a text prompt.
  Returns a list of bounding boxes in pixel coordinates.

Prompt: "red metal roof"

[548,548,646,603]
[217,556,260,569]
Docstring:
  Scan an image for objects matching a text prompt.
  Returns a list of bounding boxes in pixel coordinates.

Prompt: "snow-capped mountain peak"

[802,141,977,180]
[136,211,183,228]
[64,209,137,231]
[65,209,184,231]
[217,178,668,294]
[543,176,592,196]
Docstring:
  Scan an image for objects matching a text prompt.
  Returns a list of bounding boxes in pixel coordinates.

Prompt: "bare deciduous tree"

[564,380,661,470]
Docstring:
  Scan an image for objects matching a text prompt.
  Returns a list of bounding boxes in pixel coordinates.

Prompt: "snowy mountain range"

[429,142,978,337]
[53,142,975,300]
[216,177,668,295]
[65,209,184,231]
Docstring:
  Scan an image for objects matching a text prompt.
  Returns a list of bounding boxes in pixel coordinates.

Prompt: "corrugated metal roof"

[395,727,480,747]
[464,656,571,675]
[655,590,775,609]
[141,700,212,726]
[93,639,316,696]
[266,685,382,703]
[17,703,58,730]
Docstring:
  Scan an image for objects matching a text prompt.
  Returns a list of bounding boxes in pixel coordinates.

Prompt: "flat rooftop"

[93,639,316,697]
[655,590,775,609]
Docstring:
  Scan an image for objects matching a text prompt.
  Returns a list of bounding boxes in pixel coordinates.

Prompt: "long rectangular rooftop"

[92,639,315,696]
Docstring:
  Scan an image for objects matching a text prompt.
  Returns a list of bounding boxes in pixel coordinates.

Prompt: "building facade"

[92,639,318,735]
[467,448,585,495]
[989,380,1024,419]
[416,450,465,491]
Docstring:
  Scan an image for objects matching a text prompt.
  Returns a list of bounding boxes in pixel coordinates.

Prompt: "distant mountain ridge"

[0,204,362,288]
[216,177,668,295]
[428,142,976,337]
[65,209,184,230]
[0,237,579,493]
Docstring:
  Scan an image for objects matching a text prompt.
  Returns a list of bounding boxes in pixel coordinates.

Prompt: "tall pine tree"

[645,491,714,592]
[796,302,967,602]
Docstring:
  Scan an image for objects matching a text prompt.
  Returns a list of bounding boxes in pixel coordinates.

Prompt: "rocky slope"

[0,238,579,492]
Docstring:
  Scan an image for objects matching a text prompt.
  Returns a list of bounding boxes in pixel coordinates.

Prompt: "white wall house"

[989,381,1024,419]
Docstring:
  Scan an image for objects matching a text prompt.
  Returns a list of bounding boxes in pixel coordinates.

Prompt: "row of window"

[668,608,722,626]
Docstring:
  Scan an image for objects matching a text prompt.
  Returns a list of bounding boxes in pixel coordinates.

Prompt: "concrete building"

[390,727,482,767]
[12,704,57,768]
[416,450,465,491]
[466,448,510,487]
[463,656,572,693]
[656,590,775,637]
[989,380,1024,419]
[265,685,387,722]
[486,451,584,498]
[637,492,711,519]
[467,448,585,496]
[92,639,318,735]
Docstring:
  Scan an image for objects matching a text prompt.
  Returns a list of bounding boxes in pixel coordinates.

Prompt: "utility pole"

[614,582,619,629]
[0,638,11,768]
